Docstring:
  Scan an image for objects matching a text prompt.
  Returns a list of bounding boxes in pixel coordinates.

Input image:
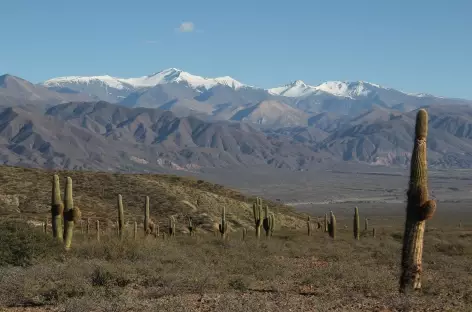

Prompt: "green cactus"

[188,217,194,236]
[328,211,336,239]
[242,227,247,240]
[43,218,48,234]
[219,206,227,239]
[253,197,263,238]
[307,216,311,236]
[269,213,275,237]
[134,221,138,240]
[96,220,100,241]
[400,109,437,293]
[117,194,124,240]
[168,216,176,237]
[262,205,272,238]
[324,213,329,232]
[365,218,369,231]
[63,177,81,250]
[354,207,360,240]
[144,196,150,235]
[51,174,64,241]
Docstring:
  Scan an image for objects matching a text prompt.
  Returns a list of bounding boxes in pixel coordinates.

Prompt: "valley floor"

[1,219,471,312]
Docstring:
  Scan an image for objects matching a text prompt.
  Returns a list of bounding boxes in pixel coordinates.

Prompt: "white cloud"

[177,22,195,33]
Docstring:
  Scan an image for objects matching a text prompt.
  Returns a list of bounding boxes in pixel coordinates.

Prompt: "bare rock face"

[0,194,21,213]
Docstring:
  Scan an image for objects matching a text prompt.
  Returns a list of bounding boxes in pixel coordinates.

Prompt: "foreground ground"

[1,216,471,312]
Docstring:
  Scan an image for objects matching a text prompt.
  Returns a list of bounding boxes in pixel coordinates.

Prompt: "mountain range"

[1,68,472,172]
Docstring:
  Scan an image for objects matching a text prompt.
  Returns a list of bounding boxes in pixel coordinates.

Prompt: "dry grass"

[1,218,471,312]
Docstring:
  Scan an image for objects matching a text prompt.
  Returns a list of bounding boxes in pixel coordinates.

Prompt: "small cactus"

[117,194,124,240]
[188,217,194,236]
[400,109,436,293]
[51,174,64,241]
[219,206,227,239]
[328,211,336,239]
[372,227,376,238]
[242,228,247,240]
[354,207,360,240]
[96,220,100,241]
[324,213,329,232]
[144,196,150,235]
[43,218,48,234]
[63,177,81,250]
[86,218,90,236]
[134,221,138,240]
[168,216,176,237]
[364,218,369,231]
[307,216,311,236]
[253,197,263,238]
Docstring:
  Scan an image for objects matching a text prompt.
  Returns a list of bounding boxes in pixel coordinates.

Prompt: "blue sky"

[1,0,471,98]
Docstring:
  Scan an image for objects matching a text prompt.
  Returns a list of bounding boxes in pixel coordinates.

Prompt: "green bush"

[0,220,61,267]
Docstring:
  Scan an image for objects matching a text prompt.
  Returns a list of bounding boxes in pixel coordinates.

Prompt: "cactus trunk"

[51,174,64,241]
[307,216,311,236]
[96,220,100,241]
[328,211,336,239]
[354,207,360,240]
[117,194,124,240]
[144,196,150,236]
[400,109,436,293]
[365,218,368,231]
[219,206,227,239]
[253,198,263,239]
[63,177,80,250]
[324,213,329,232]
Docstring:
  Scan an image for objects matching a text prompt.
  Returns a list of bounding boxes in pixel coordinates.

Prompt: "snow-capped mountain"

[268,80,387,99]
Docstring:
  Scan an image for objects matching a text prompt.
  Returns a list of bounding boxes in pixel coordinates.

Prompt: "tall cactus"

[63,177,81,250]
[117,194,124,240]
[269,213,275,237]
[219,206,227,239]
[400,109,436,293]
[253,197,263,238]
[262,205,272,237]
[144,196,150,235]
[354,207,360,240]
[51,174,64,241]
[168,216,176,237]
[328,211,336,239]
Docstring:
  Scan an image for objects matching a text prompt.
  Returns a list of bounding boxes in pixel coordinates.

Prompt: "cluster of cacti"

[253,197,263,238]
[400,109,436,293]
[354,207,360,240]
[219,206,227,239]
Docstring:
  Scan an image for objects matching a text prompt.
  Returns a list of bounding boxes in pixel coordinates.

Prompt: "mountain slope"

[0,74,94,107]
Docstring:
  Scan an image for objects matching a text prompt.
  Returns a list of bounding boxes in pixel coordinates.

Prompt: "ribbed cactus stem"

[63,177,80,250]
[188,217,194,236]
[117,194,124,240]
[96,220,100,241]
[400,109,436,293]
[169,216,176,237]
[253,198,263,238]
[51,174,63,241]
[328,211,336,239]
[324,213,329,232]
[269,213,275,237]
[307,216,311,236]
[354,207,360,240]
[144,196,150,235]
[219,206,227,238]
[262,205,272,238]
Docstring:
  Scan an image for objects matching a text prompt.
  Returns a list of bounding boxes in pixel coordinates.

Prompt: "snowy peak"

[269,80,387,99]
[42,68,246,91]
